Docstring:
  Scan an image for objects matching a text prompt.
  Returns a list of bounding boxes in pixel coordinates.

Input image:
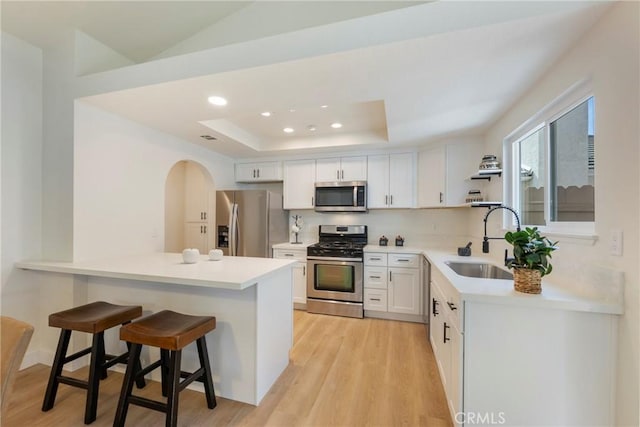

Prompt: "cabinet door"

[367,155,390,208]
[184,223,208,253]
[235,163,257,182]
[184,162,209,222]
[388,153,415,208]
[430,282,446,367]
[388,267,420,315]
[283,160,316,209]
[292,263,307,305]
[255,162,282,181]
[340,156,367,181]
[315,158,341,182]
[418,147,446,207]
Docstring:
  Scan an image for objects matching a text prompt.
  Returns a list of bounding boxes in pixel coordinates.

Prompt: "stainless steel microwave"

[314,181,367,212]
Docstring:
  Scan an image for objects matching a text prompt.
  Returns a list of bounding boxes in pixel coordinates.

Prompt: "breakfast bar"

[16,253,296,406]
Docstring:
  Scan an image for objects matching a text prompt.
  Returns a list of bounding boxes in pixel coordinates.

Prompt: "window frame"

[503,80,596,237]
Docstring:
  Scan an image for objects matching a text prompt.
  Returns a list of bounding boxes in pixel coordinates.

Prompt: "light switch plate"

[610,230,623,256]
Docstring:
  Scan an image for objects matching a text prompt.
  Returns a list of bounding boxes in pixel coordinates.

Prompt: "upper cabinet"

[283,159,316,209]
[367,153,415,209]
[235,161,283,183]
[316,156,367,182]
[418,142,482,208]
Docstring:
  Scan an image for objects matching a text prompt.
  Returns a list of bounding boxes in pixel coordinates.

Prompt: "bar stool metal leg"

[160,349,170,397]
[85,332,104,424]
[196,337,217,409]
[113,343,142,427]
[42,329,72,411]
[166,350,182,427]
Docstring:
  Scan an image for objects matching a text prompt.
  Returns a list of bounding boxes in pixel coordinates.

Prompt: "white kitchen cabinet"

[418,141,483,207]
[316,156,367,182]
[283,160,316,209]
[363,251,422,321]
[388,267,420,315]
[273,248,307,308]
[184,222,209,253]
[428,261,617,427]
[184,161,209,223]
[367,153,415,208]
[235,161,283,182]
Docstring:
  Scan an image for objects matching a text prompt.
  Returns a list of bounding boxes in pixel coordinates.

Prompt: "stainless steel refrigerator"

[215,190,288,257]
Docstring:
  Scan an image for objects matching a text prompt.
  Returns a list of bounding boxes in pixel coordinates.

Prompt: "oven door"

[307,257,363,303]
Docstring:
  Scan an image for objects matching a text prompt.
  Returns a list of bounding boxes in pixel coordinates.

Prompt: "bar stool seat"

[114,310,217,427]
[43,301,145,424]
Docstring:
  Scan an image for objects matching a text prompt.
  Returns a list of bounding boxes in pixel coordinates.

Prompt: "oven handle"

[307,256,363,262]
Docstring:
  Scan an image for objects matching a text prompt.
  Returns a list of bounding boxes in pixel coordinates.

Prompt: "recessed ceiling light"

[320,105,328,109]
[289,109,296,113]
[330,122,343,129]
[307,125,317,131]
[261,111,271,117]
[208,96,228,106]
[283,127,294,133]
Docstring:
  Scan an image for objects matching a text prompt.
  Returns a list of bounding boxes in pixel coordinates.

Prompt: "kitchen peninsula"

[16,253,296,406]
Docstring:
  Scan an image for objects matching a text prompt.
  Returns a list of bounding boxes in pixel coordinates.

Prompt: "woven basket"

[513,268,542,294]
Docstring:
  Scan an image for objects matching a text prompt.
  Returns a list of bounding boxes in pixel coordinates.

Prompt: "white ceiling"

[2,1,611,159]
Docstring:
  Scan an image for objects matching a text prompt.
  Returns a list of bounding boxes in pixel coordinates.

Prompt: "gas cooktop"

[307,225,367,259]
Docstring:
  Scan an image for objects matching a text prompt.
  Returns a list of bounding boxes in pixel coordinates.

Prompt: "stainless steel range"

[306,225,367,318]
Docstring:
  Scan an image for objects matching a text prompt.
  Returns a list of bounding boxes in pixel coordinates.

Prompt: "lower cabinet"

[273,248,307,309]
[429,263,617,426]
[184,222,209,253]
[364,251,422,322]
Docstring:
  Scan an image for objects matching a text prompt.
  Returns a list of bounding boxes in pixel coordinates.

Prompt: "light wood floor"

[2,311,452,426]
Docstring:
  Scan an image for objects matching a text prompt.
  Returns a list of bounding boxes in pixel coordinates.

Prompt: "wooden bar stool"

[42,301,145,424]
[113,310,217,427]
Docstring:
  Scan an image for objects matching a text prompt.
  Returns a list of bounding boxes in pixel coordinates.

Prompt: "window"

[505,86,595,235]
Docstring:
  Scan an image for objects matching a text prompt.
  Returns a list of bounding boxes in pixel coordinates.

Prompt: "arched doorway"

[164,160,216,253]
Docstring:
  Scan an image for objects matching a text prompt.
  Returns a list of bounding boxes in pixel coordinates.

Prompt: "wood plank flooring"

[2,311,452,426]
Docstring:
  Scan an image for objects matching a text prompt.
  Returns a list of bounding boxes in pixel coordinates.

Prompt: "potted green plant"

[504,227,558,294]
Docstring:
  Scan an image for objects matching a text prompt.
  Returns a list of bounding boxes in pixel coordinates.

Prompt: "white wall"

[0,33,43,364]
[73,102,236,261]
[473,3,639,425]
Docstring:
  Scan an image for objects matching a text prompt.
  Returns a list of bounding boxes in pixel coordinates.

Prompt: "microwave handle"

[353,186,358,207]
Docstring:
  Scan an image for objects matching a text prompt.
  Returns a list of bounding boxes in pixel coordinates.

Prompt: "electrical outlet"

[610,230,623,256]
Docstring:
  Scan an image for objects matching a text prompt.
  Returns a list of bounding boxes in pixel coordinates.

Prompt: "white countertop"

[16,253,297,290]
[424,249,623,315]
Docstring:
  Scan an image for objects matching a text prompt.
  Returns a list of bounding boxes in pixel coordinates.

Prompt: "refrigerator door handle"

[229,204,237,256]
[234,203,240,256]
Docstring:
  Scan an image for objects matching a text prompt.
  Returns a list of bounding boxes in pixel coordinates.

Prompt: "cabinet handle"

[389,271,392,281]
[397,259,410,262]
[337,170,340,180]
[447,302,457,311]
[370,298,381,302]
[385,195,388,205]
[341,170,344,180]
[303,266,306,275]
[439,192,443,203]
[253,169,256,178]
[370,257,381,261]
[432,298,439,316]
[369,275,381,279]
[444,322,450,343]
[200,225,203,233]
[257,169,260,178]
[311,197,314,206]
[284,253,294,257]
[203,226,207,234]
[390,195,393,205]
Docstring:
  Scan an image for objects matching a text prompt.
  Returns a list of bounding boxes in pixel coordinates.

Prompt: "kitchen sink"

[445,261,513,280]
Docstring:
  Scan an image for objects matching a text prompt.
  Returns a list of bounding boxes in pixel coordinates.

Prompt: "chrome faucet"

[482,206,521,256]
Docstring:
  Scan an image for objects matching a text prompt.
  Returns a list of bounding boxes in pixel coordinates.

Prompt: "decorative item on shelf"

[379,235,388,246]
[208,249,223,261]
[457,242,472,256]
[465,189,484,203]
[395,235,404,247]
[479,154,501,170]
[291,215,303,244]
[504,227,558,294]
[182,248,200,264]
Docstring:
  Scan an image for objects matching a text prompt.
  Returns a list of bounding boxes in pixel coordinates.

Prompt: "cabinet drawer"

[431,265,463,330]
[364,253,387,266]
[273,249,306,262]
[364,289,388,311]
[364,266,388,289]
[388,253,419,268]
